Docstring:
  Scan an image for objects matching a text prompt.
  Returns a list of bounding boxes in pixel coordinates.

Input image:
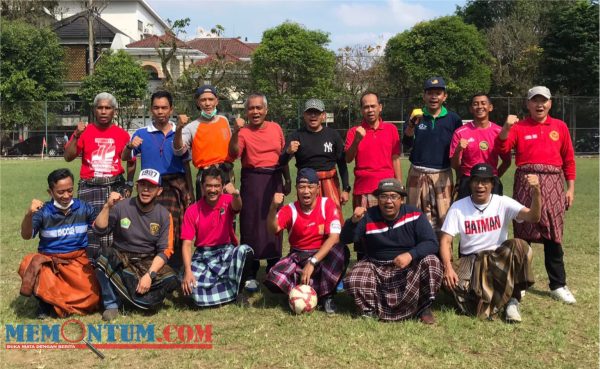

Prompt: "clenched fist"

[354,126,366,143]
[29,199,44,214]
[287,141,300,155]
[351,206,367,223]
[130,136,143,149]
[525,174,540,189]
[105,192,123,209]
[272,192,285,206]
[75,121,87,137]
[457,138,469,151]
[177,114,190,128]
[504,115,519,129]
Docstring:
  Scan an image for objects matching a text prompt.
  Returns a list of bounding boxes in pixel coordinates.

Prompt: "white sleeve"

[441,204,460,237]
[502,196,526,223]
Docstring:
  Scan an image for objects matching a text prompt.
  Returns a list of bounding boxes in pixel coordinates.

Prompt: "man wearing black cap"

[403,77,463,236]
[279,98,350,220]
[341,178,442,323]
[265,168,347,314]
[440,163,541,322]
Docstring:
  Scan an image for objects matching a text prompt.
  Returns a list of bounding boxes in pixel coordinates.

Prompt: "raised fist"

[351,206,367,223]
[223,182,237,195]
[525,174,540,189]
[354,126,366,142]
[272,192,285,206]
[457,138,469,151]
[287,141,300,155]
[29,199,44,214]
[177,114,190,128]
[130,136,143,149]
[505,115,519,129]
[75,121,87,136]
[105,192,123,208]
[234,117,245,130]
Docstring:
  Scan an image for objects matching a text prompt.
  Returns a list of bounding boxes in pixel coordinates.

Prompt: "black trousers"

[237,252,255,294]
[249,258,280,280]
[543,238,567,290]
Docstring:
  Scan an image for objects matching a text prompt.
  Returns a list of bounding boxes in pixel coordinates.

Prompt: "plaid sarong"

[513,164,565,244]
[264,243,349,297]
[406,166,453,232]
[317,168,343,221]
[344,254,443,321]
[189,244,253,307]
[158,173,193,271]
[78,175,127,261]
[96,248,178,310]
[451,238,534,319]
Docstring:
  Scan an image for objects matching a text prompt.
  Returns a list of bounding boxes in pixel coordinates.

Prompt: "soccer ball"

[288,284,318,314]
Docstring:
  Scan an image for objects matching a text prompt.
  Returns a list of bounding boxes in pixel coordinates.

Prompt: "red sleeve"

[344,127,356,151]
[276,205,292,233]
[494,123,518,155]
[560,122,576,180]
[237,129,246,158]
[449,131,460,158]
[277,124,285,153]
[180,204,198,241]
[390,124,400,156]
[324,198,342,234]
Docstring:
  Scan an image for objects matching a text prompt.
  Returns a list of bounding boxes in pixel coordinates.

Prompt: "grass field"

[0,157,598,369]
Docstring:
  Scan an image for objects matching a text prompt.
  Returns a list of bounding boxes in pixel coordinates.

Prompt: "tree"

[79,50,148,129]
[540,0,599,96]
[456,0,517,30]
[335,44,388,99]
[384,16,492,106]
[0,20,65,130]
[0,0,59,27]
[156,17,190,90]
[250,22,336,125]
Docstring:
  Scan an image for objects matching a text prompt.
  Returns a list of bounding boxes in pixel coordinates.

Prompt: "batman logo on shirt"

[149,223,160,236]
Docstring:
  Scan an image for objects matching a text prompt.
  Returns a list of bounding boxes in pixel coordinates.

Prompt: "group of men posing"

[18,77,576,325]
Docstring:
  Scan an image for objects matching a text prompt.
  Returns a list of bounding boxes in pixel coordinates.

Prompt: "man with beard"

[265,168,348,314]
[450,94,511,200]
[341,178,442,323]
[18,168,100,319]
[64,92,135,260]
[94,169,178,321]
[403,77,462,236]
[123,90,194,271]
[228,92,291,292]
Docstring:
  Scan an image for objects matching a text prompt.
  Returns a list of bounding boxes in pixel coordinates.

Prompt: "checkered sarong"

[190,244,253,307]
[344,254,443,321]
[78,176,127,261]
[406,166,453,232]
[264,243,349,297]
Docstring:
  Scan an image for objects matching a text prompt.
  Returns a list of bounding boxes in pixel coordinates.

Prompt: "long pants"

[543,238,567,290]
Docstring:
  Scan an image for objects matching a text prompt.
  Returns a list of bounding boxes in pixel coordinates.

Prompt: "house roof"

[186,38,256,59]
[126,33,191,49]
[52,11,125,44]
[193,54,243,66]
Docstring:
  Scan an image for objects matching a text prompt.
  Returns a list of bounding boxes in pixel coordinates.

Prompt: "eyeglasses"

[378,193,401,201]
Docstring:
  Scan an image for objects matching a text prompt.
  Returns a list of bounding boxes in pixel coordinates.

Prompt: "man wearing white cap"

[94,169,178,321]
[495,86,577,304]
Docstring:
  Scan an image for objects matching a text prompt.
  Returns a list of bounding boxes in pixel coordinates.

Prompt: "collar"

[423,106,448,118]
[360,117,384,130]
[146,121,176,133]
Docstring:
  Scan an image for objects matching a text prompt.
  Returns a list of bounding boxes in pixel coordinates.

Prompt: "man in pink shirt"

[180,166,254,307]
[450,93,511,199]
[496,86,577,304]
[345,91,402,260]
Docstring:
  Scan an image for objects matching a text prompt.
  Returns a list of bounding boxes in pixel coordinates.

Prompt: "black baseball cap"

[424,77,446,90]
[296,168,319,184]
[470,163,495,179]
[373,178,407,196]
[195,85,217,98]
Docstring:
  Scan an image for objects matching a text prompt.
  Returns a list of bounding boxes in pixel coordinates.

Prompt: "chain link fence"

[2,96,598,156]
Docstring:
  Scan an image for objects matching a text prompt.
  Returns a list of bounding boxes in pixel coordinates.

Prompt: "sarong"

[240,167,283,259]
[316,168,343,221]
[406,166,453,232]
[96,248,178,310]
[264,243,349,297]
[18,249,100,317]
[78,175,127,260]
[451,238,534,319]
[159,173,193,271]
[513,164,565,244]
[344,254,442,321]
[189,244,253,306]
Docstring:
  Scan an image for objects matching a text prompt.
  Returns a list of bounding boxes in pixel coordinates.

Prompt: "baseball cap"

[304,99,325,112]
[424,77,446,90]
[527,86,551,100]
[373,178,407,196]
[195,85,217,98]
[296,168,319,184]
[137,168,161,186]
[470,163,495,179]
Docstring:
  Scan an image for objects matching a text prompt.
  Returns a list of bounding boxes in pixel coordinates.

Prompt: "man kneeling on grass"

[180,167,254,307]
[19,168,100,319]
[94,169,178,321]
[440,163,541,322]
[265,168,348,314]
[341,178,442,323]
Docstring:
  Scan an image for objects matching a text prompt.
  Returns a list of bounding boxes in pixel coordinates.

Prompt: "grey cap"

[304,99,325,112]
[527,86,551,100]
[373,178,407,197]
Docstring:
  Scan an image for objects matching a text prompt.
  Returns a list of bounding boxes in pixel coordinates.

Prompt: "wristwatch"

[148,271,157,280]
[343,185,351,192]
[125,181,134,187]
[308,256,319,266]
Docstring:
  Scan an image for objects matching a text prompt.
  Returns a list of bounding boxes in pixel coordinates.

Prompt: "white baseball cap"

[137,168,161,185]
[527,86,551,100]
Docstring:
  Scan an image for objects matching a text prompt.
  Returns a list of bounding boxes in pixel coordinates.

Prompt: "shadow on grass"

[523,287,553,299]
[9,295,39,319]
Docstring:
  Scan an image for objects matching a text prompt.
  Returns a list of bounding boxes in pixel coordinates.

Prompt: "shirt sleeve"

[559,122,576,180]
[237,129,246,158]
[324,198,341,234]
[494,122,519,155]
[390,124,401,156]
[344,127,356,152]
[402,117,415,150]
[94,206,119,236]
[279,131,298,166]
[174,123,194,156]
[131,131,141,157]
[503,196,526,222]
[334,131,350,189]
[156,212,174,262]
[407,213,440,262]
[180,205,198,241]
[340,216,366,245]
[440,205,460,237]
[31,209,43,238]
[85,202,99,226]
[449,131,460,159]
[276,205,293,234]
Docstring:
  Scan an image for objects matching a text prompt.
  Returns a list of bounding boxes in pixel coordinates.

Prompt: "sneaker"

[521,290,527,298]
[244,279,259,293]
[505,298,522,323]
[321,297,337,314]
[418,308,436,325]
[336,280,344,293]
[550,286,576,304]
[102,308,119,322]
[360,311,377,319]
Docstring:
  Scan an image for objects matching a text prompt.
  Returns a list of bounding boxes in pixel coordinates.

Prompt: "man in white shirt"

[440,163,541,322]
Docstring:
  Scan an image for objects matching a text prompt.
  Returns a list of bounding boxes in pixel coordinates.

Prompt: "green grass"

[0,158,598,369]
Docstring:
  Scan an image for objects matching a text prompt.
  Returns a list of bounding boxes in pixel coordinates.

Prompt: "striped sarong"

[344,254,442,321]
[316,168,343,221]
[264,243,349,298]
[189,244,253,307]
[513,164,565,244]
[96,248,178,310]
[159,173,193,271]
[240,167,283,259]
[77,175,127,261]
[451,238,534,319]
[406,166,453,232]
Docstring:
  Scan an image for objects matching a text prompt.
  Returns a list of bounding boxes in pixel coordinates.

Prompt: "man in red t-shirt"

[265,168,348,314]
[64,92,135,260]
[495,86,577,304]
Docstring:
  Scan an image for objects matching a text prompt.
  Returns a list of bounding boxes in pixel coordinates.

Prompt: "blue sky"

[146,0,467,51]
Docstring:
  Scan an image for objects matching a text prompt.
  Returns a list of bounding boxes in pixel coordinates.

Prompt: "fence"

[1,96,598,156]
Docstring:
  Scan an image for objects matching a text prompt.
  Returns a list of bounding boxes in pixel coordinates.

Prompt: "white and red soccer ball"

[288,284,318,314]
